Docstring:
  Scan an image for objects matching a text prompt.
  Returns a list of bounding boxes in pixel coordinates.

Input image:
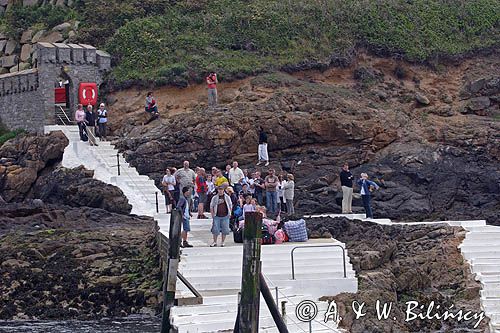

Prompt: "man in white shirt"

[228,161,244,194]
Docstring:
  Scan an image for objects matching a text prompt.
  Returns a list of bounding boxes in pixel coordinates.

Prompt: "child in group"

[243,196,256,214]
[176,186,193,248]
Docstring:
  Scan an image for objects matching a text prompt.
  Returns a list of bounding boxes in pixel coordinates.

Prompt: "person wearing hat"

[97,103,108,141]
[209,186,233,247]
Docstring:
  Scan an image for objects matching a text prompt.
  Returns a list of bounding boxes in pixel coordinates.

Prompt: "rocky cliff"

[0,132,161,320]
[112,52,499,225]
[0,131,131,214]
[306,216,486,332]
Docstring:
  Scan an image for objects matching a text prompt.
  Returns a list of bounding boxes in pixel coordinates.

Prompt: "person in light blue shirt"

[357,173,379,219]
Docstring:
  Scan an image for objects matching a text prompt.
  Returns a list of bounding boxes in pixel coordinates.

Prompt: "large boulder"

[0,132,68,202]
[31,166,132,214]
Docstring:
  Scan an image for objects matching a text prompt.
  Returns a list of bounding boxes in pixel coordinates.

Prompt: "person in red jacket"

[196,168,209,219]
[206,72,218,107]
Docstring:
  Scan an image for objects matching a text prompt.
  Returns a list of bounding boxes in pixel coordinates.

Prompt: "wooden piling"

[160,209,183,333]
[238,212,263,333]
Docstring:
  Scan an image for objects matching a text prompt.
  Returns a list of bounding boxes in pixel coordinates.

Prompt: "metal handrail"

[291,244,347,279]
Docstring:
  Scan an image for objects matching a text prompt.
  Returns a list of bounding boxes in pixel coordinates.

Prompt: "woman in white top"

[277,174,287,213]
[161,168,176,213]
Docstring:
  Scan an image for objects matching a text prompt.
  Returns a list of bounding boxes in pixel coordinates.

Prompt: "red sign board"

[54,87,66,104]
[78,83,98,106]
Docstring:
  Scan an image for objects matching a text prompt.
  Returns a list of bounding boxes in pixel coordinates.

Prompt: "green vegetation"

[0,124,24,147]
[1,0,499,86]
[2,4,77,37]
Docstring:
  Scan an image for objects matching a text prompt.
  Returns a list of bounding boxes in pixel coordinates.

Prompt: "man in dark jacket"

[257,127,269,166]
[340,163,354,213]
[176,186,194,248]
[84,105,98,146]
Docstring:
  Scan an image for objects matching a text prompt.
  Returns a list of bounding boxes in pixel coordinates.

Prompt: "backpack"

[233,205,243,218]
[233,227,243,243]
[261,224,275,245]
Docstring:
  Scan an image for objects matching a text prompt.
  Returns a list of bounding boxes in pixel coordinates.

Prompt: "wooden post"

[160,209,182,333]
[238,212,263,332]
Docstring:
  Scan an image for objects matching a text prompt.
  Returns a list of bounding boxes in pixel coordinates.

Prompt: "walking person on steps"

[206,71,218,108]
[161,168,176,213]
[97,103,108,141]
[75,104,86,141]
[257,127,269,166]
[357,173,379,219]
[84,105,98,146]
[210,186,233,247]
[177,186,194,248]
[340,163,354,214]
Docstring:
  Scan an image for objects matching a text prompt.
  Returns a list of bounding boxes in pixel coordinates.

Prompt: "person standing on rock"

[206,72,218,108]
[75,104,86,141]
[97,103,108,141]
[265,169,279,215]
[229,161,245,195]
[84,105,98,146]
[257,127,269,166]
[161,168,176,213]
[195,168,209,219]
[340,163,354,214]
[174,161,196,192]
[277,174,287,213]
[357,173,379,219]
[210,186,232,247]
[177,186,194,248]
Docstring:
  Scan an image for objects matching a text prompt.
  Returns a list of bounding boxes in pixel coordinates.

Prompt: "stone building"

[0,42,110,133]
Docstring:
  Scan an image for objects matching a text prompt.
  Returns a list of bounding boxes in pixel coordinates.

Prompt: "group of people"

[340,163,380,219]
[74,103,108,144]
[161,160,295,248]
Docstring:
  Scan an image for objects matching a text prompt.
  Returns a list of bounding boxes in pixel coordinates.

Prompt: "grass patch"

[1,0,499,86]
[0,129,25,147]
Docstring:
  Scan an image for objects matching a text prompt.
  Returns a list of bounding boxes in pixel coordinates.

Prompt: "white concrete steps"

[44,125,165,216]
[46,125,354,332]
[172,298,341,333]
[458,220,500,332]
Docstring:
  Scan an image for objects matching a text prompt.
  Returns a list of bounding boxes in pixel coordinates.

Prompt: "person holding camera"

[206,72,218,107]
[357,173,379,219]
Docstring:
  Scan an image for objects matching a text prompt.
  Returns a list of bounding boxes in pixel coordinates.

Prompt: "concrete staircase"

[45,125,356,332]
[361,216,500,333]
[458,223,500,333]
[157,212,356,333]
[44,125,163,216]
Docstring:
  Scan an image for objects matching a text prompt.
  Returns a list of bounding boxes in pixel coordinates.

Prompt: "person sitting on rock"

[357,173,379,219]
[177,186,194,248]
[145,92,158,115]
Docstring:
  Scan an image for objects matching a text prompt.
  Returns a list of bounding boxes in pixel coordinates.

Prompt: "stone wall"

[0,42,110,133]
